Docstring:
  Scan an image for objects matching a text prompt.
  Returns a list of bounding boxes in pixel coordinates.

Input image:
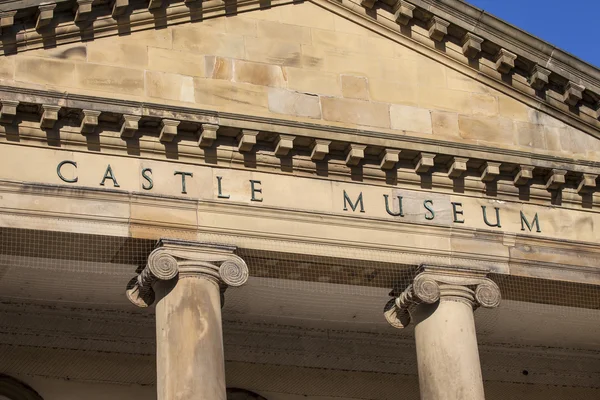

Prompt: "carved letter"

[520,211,541,233]
[250,180,262,202]
[384,195,404,217]
[217,176,230,199]
[142,168,153,190]
[174,171,193,194]
[424,200,435,220]
[100,164,120,187]
[481,206,501,228]
[343,191,365,213]
[57,160,78,183]
[452,202,464,223]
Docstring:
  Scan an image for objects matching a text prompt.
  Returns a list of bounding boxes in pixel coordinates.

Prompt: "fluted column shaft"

[127,239,249,400]
[384,266,501,400]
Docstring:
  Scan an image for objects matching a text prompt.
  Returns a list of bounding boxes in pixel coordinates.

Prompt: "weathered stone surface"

[148,48,206,77]
[321,97,390,128]
[390,104,432,134]
[458,115,515,144]
[15,57,75,86]
[341,75,369,100]
[268,88,321,119]
[75,63,144,96]
[431,111,459,137]
[286,67,340,97]
[87,42,148,69]
[233,60,286,88]
[146,71,194,103]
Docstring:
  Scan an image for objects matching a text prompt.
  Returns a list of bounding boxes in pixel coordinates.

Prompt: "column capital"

[127,239,249,307]
[384,265,500,329]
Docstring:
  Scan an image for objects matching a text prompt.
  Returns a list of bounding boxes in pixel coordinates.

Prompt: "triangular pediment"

[2,0,600,160]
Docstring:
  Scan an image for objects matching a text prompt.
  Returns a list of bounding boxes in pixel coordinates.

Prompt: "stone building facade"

[0,0,598,399]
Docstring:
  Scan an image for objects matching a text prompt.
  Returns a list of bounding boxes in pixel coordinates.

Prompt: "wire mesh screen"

[0,225,598,400]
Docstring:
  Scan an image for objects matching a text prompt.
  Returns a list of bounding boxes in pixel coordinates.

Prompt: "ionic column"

[127,239,249,400]
[384,265,501,400]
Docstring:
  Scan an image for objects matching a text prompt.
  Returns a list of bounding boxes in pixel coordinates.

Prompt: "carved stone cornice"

[384,265,501,329]
[126,239,249,308]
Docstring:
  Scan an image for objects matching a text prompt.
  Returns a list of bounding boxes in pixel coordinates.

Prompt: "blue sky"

[467,0,599,67]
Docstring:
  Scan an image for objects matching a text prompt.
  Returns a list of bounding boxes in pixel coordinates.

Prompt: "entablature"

[1,86,599,209]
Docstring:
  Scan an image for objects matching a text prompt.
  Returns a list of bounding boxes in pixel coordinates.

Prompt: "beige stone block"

[233,60,286,88]
[543,126,563,152]
[528,110,566,128]
[193,78,268,112]
[16,57,75,87]
[333,15,379,37]
[321,97,390,128]
[418,88,470,114]
[390,104,432,134]
[148,47,206,77]
[0,56,15,80]
[267,88,321,119]
[515,122,545,149]
[324,54,374,77]
[431,111,459,137]
[87,42,148,69]
[237,6,282,22]
[119,28,172,49]
[369,80,418,106]
[470,93,498,116]
[341,75,369,100]
[416,59,446,88]
[278,2,335,30]
[75,63,144,96]
[458,115,514,144]
[446,69,490,93]
[311,28,365,55]
[146,71,194,103]
[286,67,340,96]
[257,20,311,44]
[559,126,598,155]
[205,56,232,80]
[498,96,530,122]
[299,45,326,69]
[245,37,302,66]
[173,28,244,59]
[25,42,87,61]
[225,16,257,36]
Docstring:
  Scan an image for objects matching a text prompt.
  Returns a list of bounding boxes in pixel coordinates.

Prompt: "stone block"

[267,88,321,119]
[244,37,302,66]
[87,42,148,69]
[498,96,530,122]
[418,88,470,114]
[257,20,311,44]
[369,80,419,106]
[286,67,340,97]
[321,97,390,128]
[75,63,144,96]
[233,60,286,88]
[278,2,334,30]
[577,173,597,194]
[458,115,515,144]
[173,28,245,59]
[480,162,501,182]
[146,71,195,103]
[225,16,257,36]
[205,56,232,80]
[431,111,459,137]
[193,78,269,112]
[16,57,75,87]
[515,122,545,148]
[448,157,468,178]
[148,48,206,77]
[0,56,14,79]
[341,75,369,100]
[390,104,432,134]
[470,93,498,116]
